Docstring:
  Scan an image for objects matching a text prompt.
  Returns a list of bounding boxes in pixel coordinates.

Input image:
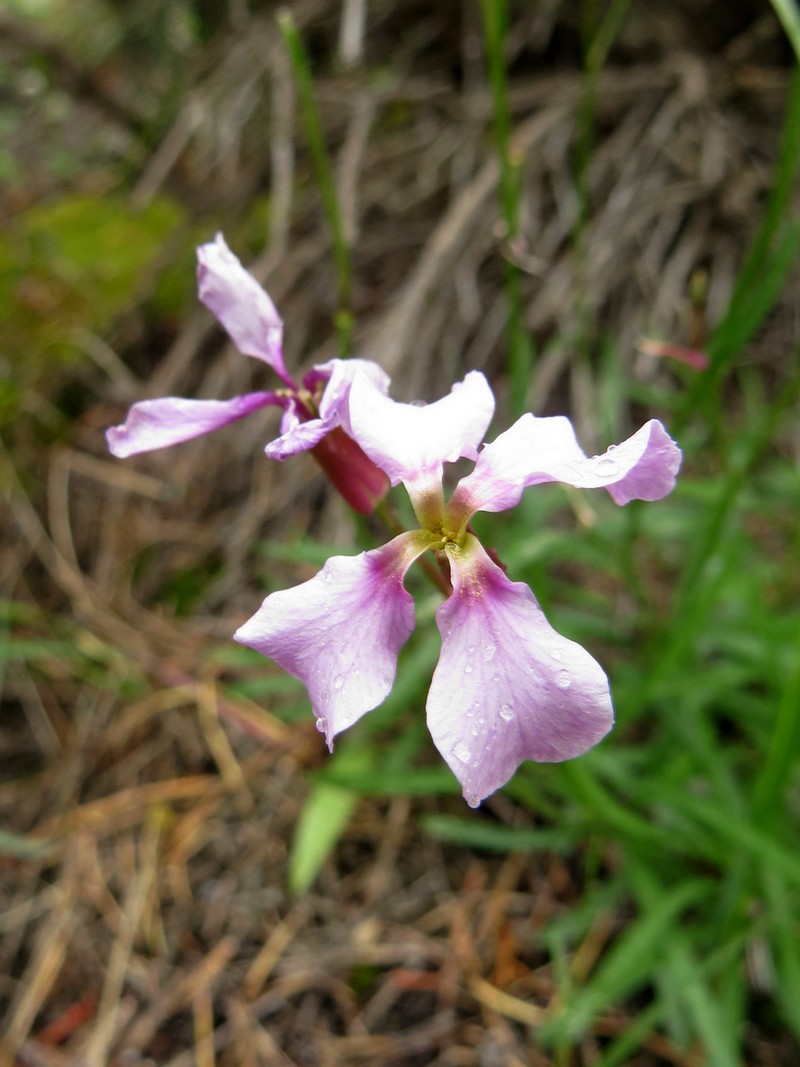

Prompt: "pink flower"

[235,371,682,806]
[106,234,389,514]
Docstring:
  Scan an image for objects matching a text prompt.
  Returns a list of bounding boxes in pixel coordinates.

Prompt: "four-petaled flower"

[235,370,682,806]
[106,234,389,514]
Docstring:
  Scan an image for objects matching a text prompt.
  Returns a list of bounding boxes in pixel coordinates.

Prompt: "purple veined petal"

[105,392,282,458]
[450,414,681,519]
[427,535,614,806]
[196,233,294,387]
[234,530,439,747]
[348,370,495,495]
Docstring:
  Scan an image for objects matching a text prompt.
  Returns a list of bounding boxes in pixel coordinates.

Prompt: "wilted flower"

[235,370,682,806]
[106,234,389,514]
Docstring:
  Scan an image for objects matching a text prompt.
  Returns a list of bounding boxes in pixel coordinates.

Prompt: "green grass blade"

[762,865,800,1038]
[770,0,800,63]
[422,814,574,853]
[628,862,743,1066]
[0,829,57,860]
[753,618,800,828]
[288,744,372,894]
[540,880,707,1044]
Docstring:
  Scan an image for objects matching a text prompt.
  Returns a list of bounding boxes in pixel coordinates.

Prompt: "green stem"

[478,0,531,416]
[278,9,354,355]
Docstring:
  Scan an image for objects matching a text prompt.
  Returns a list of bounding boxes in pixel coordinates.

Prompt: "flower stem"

[278,9,354,356]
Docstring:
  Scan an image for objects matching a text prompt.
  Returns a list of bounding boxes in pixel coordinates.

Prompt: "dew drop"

[465,792,481,809]
[556,669,572,689]
[322,570,333,584]
[314,717,326,734]
[467,643,476,654]
[470,724,479,737]
[482,642,496,661]
[596,456,619,476]
[453,741,471,763]
[333,674,344,691]
[550,648,564,662]
[464,663,473,674]
[499,703,514,722]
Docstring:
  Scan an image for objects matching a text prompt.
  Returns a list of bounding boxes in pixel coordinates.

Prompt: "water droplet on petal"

[453,741,471,763]
[314,717,326,734]
[322,570,333,584]
[482,642,496,661]
[550,648,563,662]
[596,456,619,476]
[464,663,473,674]
[465,792,481,809]
[333,674,344,691]
[470,724,479,737]
[467,644,476,654]
[556,669,572,689]
[499,703,514,722]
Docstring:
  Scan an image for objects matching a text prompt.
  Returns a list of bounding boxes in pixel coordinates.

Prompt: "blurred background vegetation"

[1,1,799,1064]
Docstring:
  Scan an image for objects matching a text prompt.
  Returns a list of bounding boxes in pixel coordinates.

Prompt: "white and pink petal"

[427,536,614,805]
[234,531,438,746]
[196,234,292,385]
[311,358,391,433]
[348,370,495,495]
[450,414,681,519]
[105,392,281,458]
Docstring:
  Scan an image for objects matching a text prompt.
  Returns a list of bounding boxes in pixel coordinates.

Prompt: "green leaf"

[423,813,575,853]
[288,744,372,894]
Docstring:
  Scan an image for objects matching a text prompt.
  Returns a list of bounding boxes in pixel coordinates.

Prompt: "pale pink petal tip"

[233,534,432,745]
[105,392,280,457]
[196,233,292,384]
[604,419,682,505]
[427,538,614,804]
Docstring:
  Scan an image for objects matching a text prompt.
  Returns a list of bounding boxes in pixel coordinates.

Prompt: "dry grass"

[1,1,796,1063]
